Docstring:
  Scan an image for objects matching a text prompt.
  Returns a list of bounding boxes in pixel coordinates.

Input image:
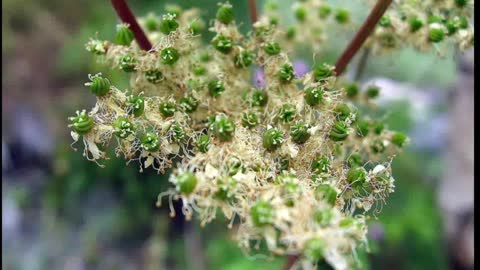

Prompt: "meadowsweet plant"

[69,0,473,269]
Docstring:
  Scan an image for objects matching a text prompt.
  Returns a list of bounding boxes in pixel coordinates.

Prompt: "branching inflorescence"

[68,0,472,269]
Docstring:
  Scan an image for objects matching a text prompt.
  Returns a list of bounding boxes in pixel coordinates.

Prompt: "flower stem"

[334,0,393,76]
[283,255,299,270]
[354,47,371,81]
[248,0,258,24]
[111,0,152,51]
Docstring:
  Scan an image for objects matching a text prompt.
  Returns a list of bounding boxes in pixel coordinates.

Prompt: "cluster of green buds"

[67,1,460,269]
[365,0,474,54]
[259,0,352,53]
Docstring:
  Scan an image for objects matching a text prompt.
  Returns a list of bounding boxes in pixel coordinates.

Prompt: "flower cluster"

[258,0,474,56]
[366,0,474,54]
[258,0,352,53]
[71,2,414,269]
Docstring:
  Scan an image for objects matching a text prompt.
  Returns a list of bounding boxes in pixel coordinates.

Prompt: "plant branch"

[283,255,299,270]
[334,0,393,76]
[111,0,152,51]
[248,0,258,24]
[354,47,371,81]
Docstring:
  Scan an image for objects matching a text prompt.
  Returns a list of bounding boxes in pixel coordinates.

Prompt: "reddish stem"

[248,0,258,23]
[284,255,299,270]
[111,0,152,51]
[334,0,393,76]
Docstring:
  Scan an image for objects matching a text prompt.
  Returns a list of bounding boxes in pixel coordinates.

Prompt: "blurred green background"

[2,0,466,269]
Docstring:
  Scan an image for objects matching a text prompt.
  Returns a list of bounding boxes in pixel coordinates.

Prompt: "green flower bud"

[216,3,234,24]
[127,93,145,117]
[339,217,355,227]
[251,200,275,227]
[373,121,385,135]
[263,42,281,55]
[196,134,210,153]
[294,7,307,22]
[379,32,396,48]
[275,172,296,185]
[113,117,135,139]
[165,5,182,17]
[144,13,159,32]
[428,26,445,43]
[263,128,284,151]
[214,177,237,201]
[346,167,367,187]
[355,119,370,137]
[269,17,279,25]
[455,0,468,7]
[211,115,235,141]
[120,54,137,72]
[188,20,204,35]
[226,156,243,176]
[318,5,331,19]
[241,112,259,128]
[379,15,392,27]
[304,238,326,261]
[251,90,268,107]
[304,87,324,106]
[329,121,349,141]
[115,24,134,46]
[391,132,407,147]
[187,78,201,89]
[141,132,160,152]
[180,95,199,113]
[69,110,94,135]
[445,19,459,35]
[199,51,211,62]
[87,73,110,96]
[145,69,163,84]
[371,139,386,153]
[409,16,424,32]
[335,9,350,24]
[347,153,363,168]
[458,16,469,29]
[159,101,176,117]
[345,83,359,98]
[313,64,333,82]
[170,122,186,142]
[366,85,380,98]
[311,157,330,174]
[278,104,296,122]
[315,184,337,206]
[212,35,233,54]
[208,79,225,97]
[278,64,295,83]
[428,15,443,24]
[85,39,107,55]
[283,182,298,196]
[265,0,278,11]
[283,181,299,207]
[193,65,207,76]
[159,14,179,35]
[160,47,180,65]
[234,50,254,68]
[334,104,351,121]
[176,172,197,194]
[290,122,311,144]
[286,27,296,39]
[313,208,333,226]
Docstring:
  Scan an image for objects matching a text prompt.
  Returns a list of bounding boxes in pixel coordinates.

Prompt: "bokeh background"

[2,0,474,270]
